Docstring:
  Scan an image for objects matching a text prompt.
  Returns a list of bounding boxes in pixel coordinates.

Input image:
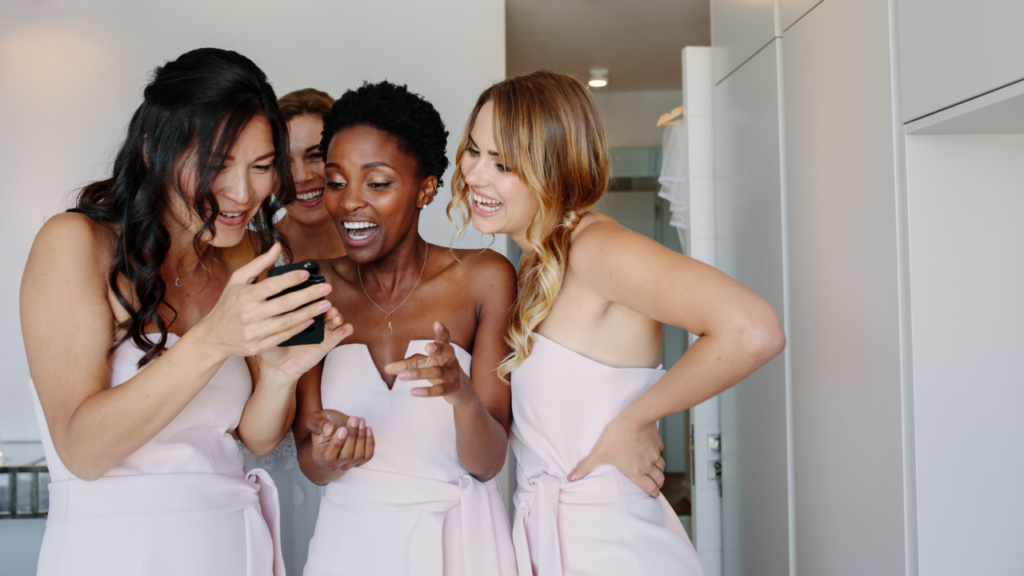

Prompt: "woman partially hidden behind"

[20,49,349,576]
[293,81,517,576]
[450,71,787,576]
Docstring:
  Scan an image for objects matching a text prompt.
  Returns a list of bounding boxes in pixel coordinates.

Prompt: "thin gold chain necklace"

[358,243,429,335]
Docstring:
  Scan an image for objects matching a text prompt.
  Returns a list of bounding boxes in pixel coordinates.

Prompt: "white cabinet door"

[713,39,793,576]
[780,0,822,31]
[710,0,777,84]
[783,0,911,574]
[898,0,1024,122]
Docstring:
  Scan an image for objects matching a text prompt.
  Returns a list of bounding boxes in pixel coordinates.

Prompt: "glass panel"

[38,471,50,514]
[16,472,34,515]
[0,473,9,515]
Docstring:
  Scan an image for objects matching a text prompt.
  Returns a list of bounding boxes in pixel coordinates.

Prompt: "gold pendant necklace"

[358,243,429,335]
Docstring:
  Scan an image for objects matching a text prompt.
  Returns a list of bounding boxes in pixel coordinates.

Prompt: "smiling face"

[165,114,277,248]
[284,114,330,225]
[460,100,540,245]
[323,124,436,263]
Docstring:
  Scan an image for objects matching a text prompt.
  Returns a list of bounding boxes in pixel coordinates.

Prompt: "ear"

[416,175,439,209]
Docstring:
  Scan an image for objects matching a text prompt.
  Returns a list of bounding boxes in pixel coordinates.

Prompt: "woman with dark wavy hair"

[20,48,351,576]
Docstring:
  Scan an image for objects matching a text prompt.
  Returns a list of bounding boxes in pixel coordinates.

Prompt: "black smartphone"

[266,260,326,347]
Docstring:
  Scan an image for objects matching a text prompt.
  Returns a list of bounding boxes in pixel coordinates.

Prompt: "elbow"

[743,313,786,366]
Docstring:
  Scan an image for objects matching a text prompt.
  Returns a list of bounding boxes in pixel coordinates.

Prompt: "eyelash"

[467,146,509,173]
[327,181,346,189]
[369,181,392,189]
[309,152,323,161]
[254,165,271,172]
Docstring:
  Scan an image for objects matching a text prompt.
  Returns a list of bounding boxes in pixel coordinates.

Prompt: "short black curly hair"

[320,81,449,197]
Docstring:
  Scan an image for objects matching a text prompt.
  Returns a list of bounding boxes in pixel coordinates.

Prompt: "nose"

[339,183,367,214]
[220,167,253,206]
[462,155,487,188]
[293,158,312,185]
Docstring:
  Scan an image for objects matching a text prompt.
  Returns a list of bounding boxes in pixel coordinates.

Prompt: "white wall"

[0,0,507,443]
[591,90,682,148]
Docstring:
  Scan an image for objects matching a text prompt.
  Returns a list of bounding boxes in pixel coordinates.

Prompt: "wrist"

[617,403,654,431]
[188,318,232,364]
[180,321,231,366]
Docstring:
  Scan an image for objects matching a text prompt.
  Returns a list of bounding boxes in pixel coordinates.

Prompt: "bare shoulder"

[448,247,517,287]
[29,212,116,270]
[568,212,655,271]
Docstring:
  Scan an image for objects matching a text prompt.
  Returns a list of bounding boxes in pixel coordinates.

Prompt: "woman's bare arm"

[23,214,339,480]
[22,214,228,481]
[452,251,515,480]
[384,250,516,481]
[566,219,785,493]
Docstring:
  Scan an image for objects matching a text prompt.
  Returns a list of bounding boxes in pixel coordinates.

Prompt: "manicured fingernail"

[366,427,373,437]
[319,301,332,311]
[337,428,348,439]
[411,388,423,397]
[323,423,332,435]
[567,472,577,481]
[300,270,310,280]
[319,284,331,294]
[398,371,410,380]
[358,419,365,430]
[304,319,315,327]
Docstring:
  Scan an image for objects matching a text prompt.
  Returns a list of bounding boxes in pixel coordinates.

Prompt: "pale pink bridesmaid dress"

[303,341,517,576]
[30,333,284,576]
[510,333,705,576]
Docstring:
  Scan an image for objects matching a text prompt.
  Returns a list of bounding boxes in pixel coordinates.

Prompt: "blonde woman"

[449,70,786,575]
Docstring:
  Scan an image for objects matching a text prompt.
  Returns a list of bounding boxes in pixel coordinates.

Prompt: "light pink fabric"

[510,333,705,576]
[30,333,284,576]
[304,341,517,576]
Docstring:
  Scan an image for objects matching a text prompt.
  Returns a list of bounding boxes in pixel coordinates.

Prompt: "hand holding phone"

[267,260,327,347]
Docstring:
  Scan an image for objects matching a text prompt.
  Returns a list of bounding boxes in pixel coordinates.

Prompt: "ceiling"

[506,0,711,92]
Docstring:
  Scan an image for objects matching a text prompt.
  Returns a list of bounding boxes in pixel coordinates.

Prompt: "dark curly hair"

[70,48,293,367]
[320,81,449,197]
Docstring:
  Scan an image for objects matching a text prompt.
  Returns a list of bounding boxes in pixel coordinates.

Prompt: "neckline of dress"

[331,340,472,392]
[531,332,663,372]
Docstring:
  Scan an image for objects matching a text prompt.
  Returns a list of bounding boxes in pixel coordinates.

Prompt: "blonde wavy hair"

[448,70,609,379]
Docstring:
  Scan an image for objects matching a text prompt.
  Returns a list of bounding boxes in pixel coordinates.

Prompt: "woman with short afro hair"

[294,81,518,576]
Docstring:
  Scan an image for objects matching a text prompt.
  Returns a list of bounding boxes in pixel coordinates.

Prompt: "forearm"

[59,331,227,480]
[238,370,297,457]
[621,329,783,427]
[453,393,509,481]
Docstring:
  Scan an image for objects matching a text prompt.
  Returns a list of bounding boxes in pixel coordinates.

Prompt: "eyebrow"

[305,145,321,154]
[224,151,275,162]
[323,161,395,171]
[467,135,500,157]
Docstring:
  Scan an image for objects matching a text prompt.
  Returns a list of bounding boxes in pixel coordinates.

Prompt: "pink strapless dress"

[510,333,705,576]
[29,333,283,576]
[304,341,517,576]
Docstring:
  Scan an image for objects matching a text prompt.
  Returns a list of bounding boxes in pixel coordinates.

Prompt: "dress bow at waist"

[324,467,505,576]
[46,470,284,576]
[512,466,650,576]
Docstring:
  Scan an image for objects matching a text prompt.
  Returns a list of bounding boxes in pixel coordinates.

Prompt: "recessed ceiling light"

[589,68,608,88]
